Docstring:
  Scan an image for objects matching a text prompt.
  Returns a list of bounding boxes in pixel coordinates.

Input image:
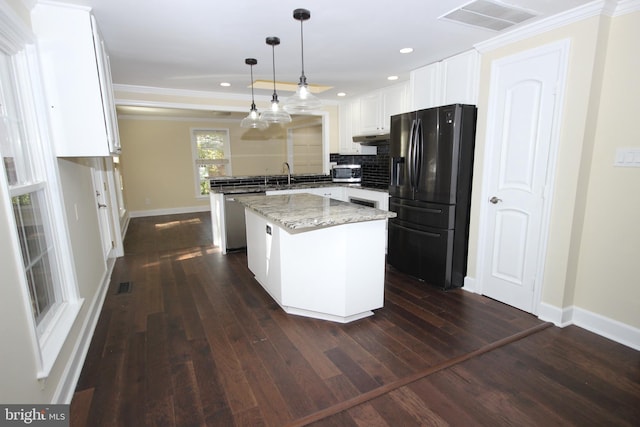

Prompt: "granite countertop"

[237,193,396,233]
[210,182,389,195]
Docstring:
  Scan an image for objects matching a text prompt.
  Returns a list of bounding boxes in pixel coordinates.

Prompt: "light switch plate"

[614,148,640,167]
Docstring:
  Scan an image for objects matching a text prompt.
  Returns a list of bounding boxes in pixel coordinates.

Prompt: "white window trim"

[190,127,232,198]
[1,2,83,379]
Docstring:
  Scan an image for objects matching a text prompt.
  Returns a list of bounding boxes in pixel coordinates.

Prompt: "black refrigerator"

[387,104,477,289]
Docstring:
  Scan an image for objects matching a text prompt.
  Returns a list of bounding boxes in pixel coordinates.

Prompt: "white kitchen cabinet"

[32,3,121,157]
[267,186,347,202]
[338,100,376,155]
[245,209,282,300]
[339,83,408,155]
[358,82,409,135]
[307,186,346,201]
[410,62,442,110]
[441,50,479,106]
[410,49,479,110]
[345,187,389,210]
[244,208,386,323]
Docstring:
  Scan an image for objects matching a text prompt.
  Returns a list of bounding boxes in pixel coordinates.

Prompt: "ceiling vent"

[440,0,538,31]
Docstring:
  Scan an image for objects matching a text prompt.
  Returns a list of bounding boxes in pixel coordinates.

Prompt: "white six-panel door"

[478,41,569,313]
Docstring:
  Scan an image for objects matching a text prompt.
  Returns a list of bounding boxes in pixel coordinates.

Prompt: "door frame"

[473,39,570,315]
[90,157,124,259]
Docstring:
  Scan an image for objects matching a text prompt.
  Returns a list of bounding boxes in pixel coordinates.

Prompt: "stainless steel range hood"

[352,133,390,145]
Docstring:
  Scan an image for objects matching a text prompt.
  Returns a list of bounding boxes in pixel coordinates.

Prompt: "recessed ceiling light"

[220,82,231,87]
[337,92,346,97]
[400,47,413,54]
[387,75,399,81]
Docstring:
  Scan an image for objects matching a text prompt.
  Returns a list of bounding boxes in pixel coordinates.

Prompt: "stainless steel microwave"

[332,164,362,183]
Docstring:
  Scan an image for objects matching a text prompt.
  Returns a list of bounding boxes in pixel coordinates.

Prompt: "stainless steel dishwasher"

[224,192,265,251]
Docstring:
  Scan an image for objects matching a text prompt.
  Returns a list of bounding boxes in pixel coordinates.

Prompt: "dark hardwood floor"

[70,212,640,426]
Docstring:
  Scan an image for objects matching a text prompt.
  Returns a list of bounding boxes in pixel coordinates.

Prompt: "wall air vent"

[440,0,538,31]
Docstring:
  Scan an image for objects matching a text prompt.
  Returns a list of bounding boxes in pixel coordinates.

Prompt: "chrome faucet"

[282,162,291,186]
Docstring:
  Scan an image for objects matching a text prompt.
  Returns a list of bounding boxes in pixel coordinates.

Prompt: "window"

[1,54,63,332]
[0,19,81,378]
[191,128,231,196]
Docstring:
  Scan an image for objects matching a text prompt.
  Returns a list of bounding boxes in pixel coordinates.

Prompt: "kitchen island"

[237,193,396,323]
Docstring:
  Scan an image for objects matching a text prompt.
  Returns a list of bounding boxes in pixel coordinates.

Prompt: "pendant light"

[259,36,292,124]
[240,58,268,130]
[284,8,321,113]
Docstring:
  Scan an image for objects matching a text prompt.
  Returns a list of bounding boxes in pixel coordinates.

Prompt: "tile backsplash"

[330,144,390,189]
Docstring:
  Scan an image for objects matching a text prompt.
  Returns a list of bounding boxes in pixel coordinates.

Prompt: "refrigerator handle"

[390,157,405,186]
[408,119,417,190]
[414,118,423,189]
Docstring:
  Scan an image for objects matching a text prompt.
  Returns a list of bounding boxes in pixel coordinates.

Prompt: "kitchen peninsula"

[238,193,396,323]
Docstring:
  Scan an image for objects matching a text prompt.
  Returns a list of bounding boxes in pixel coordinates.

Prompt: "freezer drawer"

[387,220,455,289]
[389,197,455,229]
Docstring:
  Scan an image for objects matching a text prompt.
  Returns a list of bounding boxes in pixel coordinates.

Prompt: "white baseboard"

[537,302,639,351]
[537,302,574,327]
[463,276,479,293]
[129,205,210,218]
[465,282,639,351]
[571,306,640,351]
[52,257,116,404]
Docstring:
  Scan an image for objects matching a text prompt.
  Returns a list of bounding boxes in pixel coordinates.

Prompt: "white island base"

[245,209,386,323]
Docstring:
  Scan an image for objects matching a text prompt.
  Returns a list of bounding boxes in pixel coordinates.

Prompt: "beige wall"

[118,118,211,213]
[118,114,325,213]
[468,11,639,329]
[573,12,640,327]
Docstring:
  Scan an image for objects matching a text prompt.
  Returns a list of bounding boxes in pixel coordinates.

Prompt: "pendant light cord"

[250,63,256,108]
[271,44,277,98]
[299,19,306,83]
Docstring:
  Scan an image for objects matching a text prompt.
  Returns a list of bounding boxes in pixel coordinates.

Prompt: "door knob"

[98,203,107,208]
[489,196,502,204]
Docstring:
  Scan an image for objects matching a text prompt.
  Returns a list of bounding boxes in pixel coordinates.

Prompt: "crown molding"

[117,114,241,123]
[474,0,637,53]
[0,0,35,53]
[20,0,36,11]
[112,83,262,102]
[612,0,640,16]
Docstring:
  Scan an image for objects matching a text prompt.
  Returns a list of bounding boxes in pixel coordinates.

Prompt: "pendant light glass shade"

[259,37,292,124]
[284,8,322,113]
[240,58,268,130]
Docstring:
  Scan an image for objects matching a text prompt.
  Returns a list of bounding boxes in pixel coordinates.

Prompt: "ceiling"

[52,0,592,102]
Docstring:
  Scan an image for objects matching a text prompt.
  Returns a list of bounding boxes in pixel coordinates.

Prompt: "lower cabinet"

[245,210,282,301]
[266,186,347,201]
[245,209,387,323]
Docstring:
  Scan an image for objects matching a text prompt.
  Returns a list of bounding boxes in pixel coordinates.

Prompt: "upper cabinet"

[358,82,408,135]
[338,82,408,155]
[338,100,376,155]
[410,49,479,111]
[32,3,121,157]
